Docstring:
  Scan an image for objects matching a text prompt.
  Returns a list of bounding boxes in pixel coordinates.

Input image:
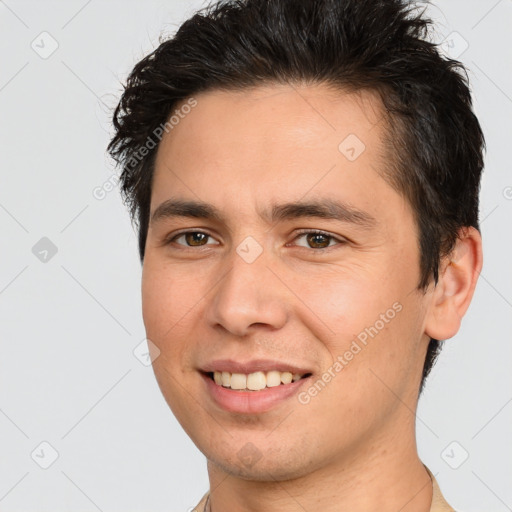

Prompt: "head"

[108,0,484,480]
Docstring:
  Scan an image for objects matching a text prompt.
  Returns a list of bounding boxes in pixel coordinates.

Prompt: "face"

[142,83,433,480]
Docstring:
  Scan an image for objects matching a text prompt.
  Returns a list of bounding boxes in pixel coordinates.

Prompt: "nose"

[205,244,289,337]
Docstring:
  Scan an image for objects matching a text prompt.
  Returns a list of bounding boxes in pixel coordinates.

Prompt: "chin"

[217,460,305,482]
[205,443,318,482]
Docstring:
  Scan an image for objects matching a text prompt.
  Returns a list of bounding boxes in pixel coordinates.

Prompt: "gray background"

[0,0,511,511]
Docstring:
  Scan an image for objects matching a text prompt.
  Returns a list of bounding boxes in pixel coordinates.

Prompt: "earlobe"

[424,227,483,340]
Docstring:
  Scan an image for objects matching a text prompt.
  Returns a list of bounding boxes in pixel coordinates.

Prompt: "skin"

[141,83,482,511]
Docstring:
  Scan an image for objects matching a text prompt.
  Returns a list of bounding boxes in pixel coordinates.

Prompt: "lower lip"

[201,372,311,414]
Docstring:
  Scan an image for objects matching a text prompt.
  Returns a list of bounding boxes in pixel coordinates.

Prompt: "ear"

[424,227,483,340]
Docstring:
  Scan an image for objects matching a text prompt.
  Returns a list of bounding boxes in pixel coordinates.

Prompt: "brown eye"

[293,230,346,250]
[169,231,220,247]
[305,233,331,249]
[184,232,208,246]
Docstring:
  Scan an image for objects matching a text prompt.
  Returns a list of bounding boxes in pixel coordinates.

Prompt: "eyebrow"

[150,198,377,230]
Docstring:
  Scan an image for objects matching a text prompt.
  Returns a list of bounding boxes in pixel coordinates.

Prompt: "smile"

[209,370,311,391]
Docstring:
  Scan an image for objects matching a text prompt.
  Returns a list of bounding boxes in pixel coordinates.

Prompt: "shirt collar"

[425,465,456,511]
[193,465,456,511]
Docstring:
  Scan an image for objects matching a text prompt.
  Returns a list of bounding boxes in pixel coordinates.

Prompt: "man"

[108,0,484,510]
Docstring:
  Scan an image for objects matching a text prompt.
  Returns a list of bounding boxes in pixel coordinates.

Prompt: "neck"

[205,423,432,512]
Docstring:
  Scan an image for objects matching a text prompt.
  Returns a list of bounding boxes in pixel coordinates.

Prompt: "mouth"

[201,369,313,413]
[203,370,313,391]
[199,359,314,413]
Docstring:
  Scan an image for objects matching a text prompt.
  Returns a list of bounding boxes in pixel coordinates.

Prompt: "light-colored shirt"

[191,466,455,511]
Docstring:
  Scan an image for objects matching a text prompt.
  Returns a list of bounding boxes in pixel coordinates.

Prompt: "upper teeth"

[213,370,304,390]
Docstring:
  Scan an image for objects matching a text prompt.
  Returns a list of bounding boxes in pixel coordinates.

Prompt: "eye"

[163,229,346,251]
[291,229,346,250]
[166,231,219,248]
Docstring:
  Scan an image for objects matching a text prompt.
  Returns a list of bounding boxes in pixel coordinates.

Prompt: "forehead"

[151,83,399,223]
[160,83,386,159]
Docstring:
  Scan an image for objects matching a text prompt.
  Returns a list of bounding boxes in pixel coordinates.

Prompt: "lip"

[200,358,312,375]
[201,371,312,414]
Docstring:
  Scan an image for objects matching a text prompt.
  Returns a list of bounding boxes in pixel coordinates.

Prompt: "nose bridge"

[206,237,289,336]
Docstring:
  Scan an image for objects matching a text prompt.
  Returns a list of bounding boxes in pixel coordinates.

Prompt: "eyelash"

[164,229,346,252]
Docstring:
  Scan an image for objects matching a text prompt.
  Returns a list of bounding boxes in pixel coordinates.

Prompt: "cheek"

[299,260,422,389]
[141,263,196,413]
[141,261,195,335]
[141,259,218,377]
[141,262,188,366]
[297,265,402,346]
[141,268,167,337]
